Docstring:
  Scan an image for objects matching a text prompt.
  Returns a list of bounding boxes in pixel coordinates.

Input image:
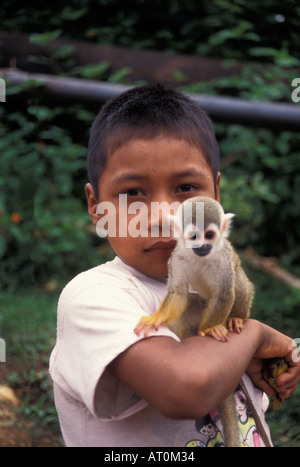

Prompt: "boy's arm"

[109,319,300,420]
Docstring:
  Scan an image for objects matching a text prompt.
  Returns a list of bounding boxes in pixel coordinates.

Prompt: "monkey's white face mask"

[168,198,235,256]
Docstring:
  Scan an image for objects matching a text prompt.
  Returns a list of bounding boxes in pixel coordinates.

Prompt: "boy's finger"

[247,371,274,397]
[278,385,297,400]
[277,365,300,386]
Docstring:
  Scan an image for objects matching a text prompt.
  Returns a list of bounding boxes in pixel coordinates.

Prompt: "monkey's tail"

[239,379,272,447]
[219,395,240,447]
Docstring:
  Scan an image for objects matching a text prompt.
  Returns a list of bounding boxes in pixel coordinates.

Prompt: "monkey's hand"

[134,292,188,337]
[198,324,228,342]
[263,358,289,410]
[227,317,246,334]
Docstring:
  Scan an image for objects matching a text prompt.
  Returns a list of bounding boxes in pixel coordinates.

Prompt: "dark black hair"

[87,84,219,199]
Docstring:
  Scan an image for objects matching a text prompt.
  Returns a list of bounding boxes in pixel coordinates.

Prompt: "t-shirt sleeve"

[49,281,179,420]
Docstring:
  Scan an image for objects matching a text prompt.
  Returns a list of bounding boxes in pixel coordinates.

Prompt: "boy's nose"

[148,196,181,238]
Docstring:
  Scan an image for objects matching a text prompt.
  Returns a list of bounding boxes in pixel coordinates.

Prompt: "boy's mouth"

[145,240,177,255]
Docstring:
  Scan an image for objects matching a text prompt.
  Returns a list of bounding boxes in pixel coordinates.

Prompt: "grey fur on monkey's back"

[229,243,254,321]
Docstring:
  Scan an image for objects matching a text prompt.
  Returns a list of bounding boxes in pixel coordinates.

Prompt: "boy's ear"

[215,172,221,202]
[85,183,100,226]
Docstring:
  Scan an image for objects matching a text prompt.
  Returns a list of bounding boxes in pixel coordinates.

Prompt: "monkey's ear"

[222,213,235,238]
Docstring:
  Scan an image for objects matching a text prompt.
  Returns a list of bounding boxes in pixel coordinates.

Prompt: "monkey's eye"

[205,231,215,240]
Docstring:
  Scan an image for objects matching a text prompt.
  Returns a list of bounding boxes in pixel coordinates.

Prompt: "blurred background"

[0,0,299,447]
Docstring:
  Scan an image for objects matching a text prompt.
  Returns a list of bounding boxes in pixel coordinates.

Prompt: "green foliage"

[0,0,299,60]
[180,60,300,278]
[0,1,298,287]
[8,369,59,429]
[0,82,114,289]
[28,29,76,74]
[218,123,300,262]
[0,7,299,287]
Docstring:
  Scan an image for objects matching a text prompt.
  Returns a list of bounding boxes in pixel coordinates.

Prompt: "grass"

[0,290,58,362]
[0,288,62,445]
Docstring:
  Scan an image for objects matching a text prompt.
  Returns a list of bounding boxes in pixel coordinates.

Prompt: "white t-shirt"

[49,256,272,447]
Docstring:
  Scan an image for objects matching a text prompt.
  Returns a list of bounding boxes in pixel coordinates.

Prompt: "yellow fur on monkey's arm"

[134,291,188,337]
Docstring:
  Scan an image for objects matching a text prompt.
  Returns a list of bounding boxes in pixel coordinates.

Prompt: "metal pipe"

[1,68,300,130]
[1,68,131,103]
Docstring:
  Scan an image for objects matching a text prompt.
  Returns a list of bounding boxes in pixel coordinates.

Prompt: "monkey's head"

[171,196,234,257]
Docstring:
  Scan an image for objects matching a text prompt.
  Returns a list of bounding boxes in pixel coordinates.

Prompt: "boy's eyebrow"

[112,169,210,185]
[173,169,208,179]
[111,173,148,184]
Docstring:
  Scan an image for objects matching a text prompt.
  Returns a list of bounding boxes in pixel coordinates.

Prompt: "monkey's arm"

[135,253,189,337]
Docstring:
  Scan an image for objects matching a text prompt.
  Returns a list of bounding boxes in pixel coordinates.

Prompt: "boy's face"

[86,135,220,278]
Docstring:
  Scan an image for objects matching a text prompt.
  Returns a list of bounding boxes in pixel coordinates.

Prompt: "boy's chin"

[123,256,169,279]
[138,259,169,279]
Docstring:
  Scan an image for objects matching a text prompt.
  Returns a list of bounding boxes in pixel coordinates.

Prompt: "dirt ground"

[0,365,64,448]
[0,417,63,447]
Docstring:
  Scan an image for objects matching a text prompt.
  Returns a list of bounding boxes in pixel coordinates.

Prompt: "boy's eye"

[123,188,144,197]
[177,184,198,193]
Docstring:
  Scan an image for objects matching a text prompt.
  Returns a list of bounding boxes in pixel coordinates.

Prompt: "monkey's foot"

[134,305,176,337]
[227,317,245,334]
[135,293,188,337]
[198,324,228,342]
[134,314,167,337]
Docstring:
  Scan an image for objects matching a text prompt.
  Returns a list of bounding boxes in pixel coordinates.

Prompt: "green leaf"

[29,29,62,45]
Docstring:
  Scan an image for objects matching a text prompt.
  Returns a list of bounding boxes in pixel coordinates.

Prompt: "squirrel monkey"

[135,196,254,341]
[135,196,254,447]
[135,196,285,446]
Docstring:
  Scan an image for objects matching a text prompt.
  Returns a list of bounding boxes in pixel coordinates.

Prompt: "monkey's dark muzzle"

[192,244,212,257]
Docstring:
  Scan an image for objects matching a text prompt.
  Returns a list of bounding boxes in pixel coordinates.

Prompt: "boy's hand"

[246,322,300,401]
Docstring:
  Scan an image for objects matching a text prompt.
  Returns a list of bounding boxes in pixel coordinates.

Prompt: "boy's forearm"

[171,319,262,418]
[176,318,298,419]
[111,319,262,419]
[111,318,298,420]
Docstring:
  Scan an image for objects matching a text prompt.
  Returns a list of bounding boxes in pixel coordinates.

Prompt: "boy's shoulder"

[59,256,167,307]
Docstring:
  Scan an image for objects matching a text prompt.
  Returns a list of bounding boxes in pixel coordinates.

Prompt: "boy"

[49,84,300,447]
